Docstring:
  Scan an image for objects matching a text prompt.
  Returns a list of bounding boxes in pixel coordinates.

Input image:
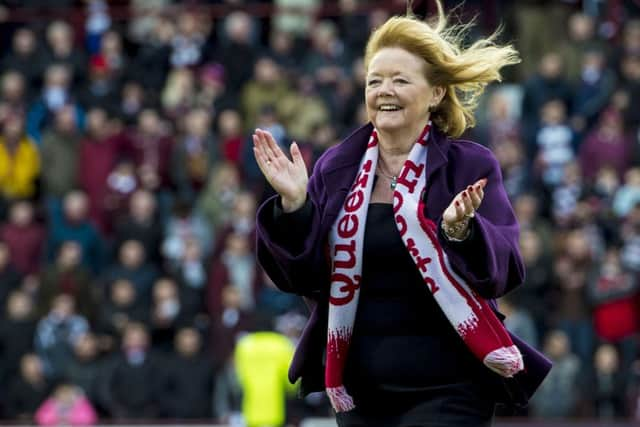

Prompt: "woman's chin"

[373,120,404,133]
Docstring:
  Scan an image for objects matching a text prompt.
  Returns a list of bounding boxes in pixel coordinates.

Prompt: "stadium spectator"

[0,112,40,200]
[40,105,81,199]
[34,293,89,379]
[5,353,50,421]
[157,327,215,419]
[38,241,96,322]
[113,189,163,265]
[530,330,582,418]
[64,332,107,414]
[95,278,147,340]
[27,63,84,144]
[0,241,21,306]
[77,106,129,234]
[0,291,37,387]
[34,382,98,426]
[0,200,45,276]
[99,322,162,420]
[46,191,105,275]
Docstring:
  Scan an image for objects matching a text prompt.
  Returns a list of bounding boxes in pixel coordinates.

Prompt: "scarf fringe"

[326,386,356,413]
[483,345,525,377]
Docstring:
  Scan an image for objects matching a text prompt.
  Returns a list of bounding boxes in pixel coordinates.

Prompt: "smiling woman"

[253,1,552,426]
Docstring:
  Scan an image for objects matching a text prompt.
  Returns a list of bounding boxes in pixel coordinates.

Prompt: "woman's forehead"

[367,47,426,74]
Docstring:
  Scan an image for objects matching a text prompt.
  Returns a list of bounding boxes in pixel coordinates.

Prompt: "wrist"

[281,194,307,213]
[442,218,471,241]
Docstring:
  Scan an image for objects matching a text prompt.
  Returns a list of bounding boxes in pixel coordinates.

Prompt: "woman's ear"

[432,86,446,107]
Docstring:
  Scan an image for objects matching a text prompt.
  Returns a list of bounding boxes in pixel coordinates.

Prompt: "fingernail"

[455,201,460,206]
[469,186,474,192]
[462,192,468,198]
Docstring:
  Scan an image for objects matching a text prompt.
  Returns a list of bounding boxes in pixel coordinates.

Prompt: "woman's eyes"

[367,78,409,86]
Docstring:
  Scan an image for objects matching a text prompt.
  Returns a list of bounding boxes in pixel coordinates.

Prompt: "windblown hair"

[364,1,520,138]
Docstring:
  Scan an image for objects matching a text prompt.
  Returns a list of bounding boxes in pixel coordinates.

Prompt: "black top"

[271,195,502,413]
[342,203,488,408]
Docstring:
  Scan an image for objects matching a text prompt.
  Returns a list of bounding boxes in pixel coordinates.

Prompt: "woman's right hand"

[252,128,309,212]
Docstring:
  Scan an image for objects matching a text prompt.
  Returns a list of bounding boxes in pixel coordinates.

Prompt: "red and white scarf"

[326,123,524,412]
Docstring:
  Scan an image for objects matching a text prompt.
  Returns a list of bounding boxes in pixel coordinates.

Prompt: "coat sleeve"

[255,157,330,297]
[437,145,525,299]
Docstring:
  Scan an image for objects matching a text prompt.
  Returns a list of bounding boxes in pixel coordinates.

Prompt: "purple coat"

[256,123,551,405]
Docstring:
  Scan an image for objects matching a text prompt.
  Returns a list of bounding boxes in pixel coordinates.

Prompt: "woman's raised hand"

[252,128,309,212]
[442,178,487,239]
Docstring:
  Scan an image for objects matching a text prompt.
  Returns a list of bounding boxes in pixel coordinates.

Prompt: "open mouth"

[378,104,402,111]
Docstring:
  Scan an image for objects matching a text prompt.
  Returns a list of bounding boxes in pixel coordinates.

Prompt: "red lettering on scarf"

[351,160,373,191]
[337,214,358,239]
[344,191,364,212]
[329,273,361,305]
[393,191,403,214]
[395,214,407,237]
[396,161,424,194]
[333,239,357,269]
[425,277,440,294]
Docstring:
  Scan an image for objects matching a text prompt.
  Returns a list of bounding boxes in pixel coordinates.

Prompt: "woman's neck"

[376,123,427,170]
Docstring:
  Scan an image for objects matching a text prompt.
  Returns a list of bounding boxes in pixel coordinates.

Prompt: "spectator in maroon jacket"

[78,106,130,235]
[0,241,22,308]
[579,108,635,183]
[104,158,139,231]
[0,200,45,276]
[127,108,173,193]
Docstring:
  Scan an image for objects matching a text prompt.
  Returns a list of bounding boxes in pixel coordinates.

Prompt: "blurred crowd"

[1,0,640,425]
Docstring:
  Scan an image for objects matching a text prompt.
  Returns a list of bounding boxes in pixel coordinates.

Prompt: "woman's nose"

[377,79,393,96]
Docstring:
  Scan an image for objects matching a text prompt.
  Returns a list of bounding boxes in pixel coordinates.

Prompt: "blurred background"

[0,0,638,426]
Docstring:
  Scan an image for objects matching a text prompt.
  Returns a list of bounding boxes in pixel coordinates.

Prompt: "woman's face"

[365,47,441,135]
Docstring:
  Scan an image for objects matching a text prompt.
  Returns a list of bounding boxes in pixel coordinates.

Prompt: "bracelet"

[442,218,471,241]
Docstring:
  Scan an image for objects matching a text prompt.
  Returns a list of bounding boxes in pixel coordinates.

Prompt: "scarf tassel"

[483,345,524,377]
[326,386,356,413]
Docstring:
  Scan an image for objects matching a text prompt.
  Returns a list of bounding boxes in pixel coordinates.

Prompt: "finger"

[454,200,465,221]
[254,129,275,164]
[460,190,474,215]
[252,146,270,177]
[474,181,485,205]
[252,137,273,176]
[290,142,304,168]
[254,131,272,165]
[257,129,284,162]
[468,185,482,210]
[474,177,488,187]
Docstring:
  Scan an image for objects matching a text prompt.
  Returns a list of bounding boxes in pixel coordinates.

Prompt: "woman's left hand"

[442,178,487,238]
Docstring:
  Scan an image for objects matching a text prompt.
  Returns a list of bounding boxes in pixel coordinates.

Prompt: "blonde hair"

[364,2,520,138]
